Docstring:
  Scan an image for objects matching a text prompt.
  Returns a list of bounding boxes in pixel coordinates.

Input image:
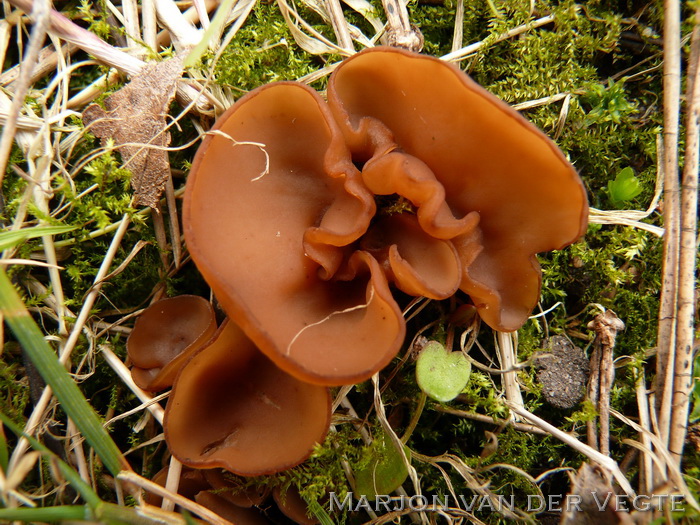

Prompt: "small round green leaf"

[354,431,409,500]
[607,167,642,206]
[416,341,471,402]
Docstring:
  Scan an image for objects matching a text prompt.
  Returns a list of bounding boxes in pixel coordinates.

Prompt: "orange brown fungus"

[273,486,319,525]
[164,319,331,476]
[127,295,216,391]
[184,47,588,386]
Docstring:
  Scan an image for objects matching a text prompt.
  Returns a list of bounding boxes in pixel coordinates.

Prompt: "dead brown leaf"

[82,55,184,209]
[560,463,635,525]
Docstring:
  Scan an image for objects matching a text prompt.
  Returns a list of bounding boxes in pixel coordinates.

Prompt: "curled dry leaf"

[560,463,635,525]
[82,55,184,208]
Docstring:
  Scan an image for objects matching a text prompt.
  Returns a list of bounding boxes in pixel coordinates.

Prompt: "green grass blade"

[0,413,102,508]
[183,0,238,68]
[0,422,8,471]
[0,505,89,522]
[0,225,76,252]
[309,499,335,525]
[0,268,127,476]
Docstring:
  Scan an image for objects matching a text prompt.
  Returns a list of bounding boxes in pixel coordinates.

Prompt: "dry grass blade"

[611,409,699,510]
[441,14,555,62]
[117,471,234,525]
[277,0,343,54]
[0,0,49,184]
[507,403,635,498]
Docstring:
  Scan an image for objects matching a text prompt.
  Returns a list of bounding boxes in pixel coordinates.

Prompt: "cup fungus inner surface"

[127,295,216,391]
[184,46,588,386]
[164,320,331,476]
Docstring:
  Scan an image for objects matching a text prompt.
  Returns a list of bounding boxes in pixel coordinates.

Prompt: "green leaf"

[607,167,643,206]
[0,268,126,476]
[416,341,471,402]
[0,225,76,252]
[354,431,409,500]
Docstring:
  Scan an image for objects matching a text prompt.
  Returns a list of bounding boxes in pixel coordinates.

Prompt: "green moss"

[211,2,326,92]
[0,350,30,425]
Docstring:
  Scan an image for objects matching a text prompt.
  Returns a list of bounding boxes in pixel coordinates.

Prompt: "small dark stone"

[534,336,589,409]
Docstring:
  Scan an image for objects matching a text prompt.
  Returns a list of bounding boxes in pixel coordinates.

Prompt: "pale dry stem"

[668,3,700,461]
[656,0,682,448]
[494,331,524,421]
[635,370,654,494]
[325,0,355,53]
[99,344,165,425]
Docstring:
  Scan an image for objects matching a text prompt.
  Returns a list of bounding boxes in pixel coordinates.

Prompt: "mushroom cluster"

[130,46,588,484]
[183,46,588,386]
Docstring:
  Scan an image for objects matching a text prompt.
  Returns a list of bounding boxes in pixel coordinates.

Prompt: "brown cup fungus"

[184,46,588,388]
[149,465,317,524]
[127,295,216,391]
[164,319,331,476]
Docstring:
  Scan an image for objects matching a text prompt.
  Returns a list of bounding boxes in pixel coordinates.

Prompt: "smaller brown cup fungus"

[127,295,216,391]
[148,465,318,525]
[164,319,331,476]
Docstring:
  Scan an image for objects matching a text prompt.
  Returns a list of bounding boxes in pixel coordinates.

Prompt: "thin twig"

[586,310,625,457]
